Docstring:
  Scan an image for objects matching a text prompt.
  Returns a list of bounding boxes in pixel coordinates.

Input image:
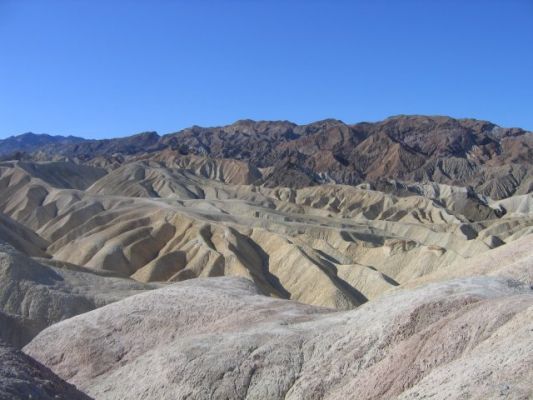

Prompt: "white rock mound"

[24,276,533,400]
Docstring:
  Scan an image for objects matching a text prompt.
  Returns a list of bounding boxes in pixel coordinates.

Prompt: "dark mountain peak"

[380,115,529,137]
[217,120,297,139]
[16,132,44,138]
[128,131,160,141]
[231,118,257,126]
[12,132,86,140]
[303,118,346,128]
[380,114,460,129]
[308,118,344,124]
[0,132,86,156]
[134,130,159,136]
[230,119,295,126]
[227,119,296,130]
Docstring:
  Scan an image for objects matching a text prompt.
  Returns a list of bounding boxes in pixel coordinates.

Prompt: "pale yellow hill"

[0,160,531,309]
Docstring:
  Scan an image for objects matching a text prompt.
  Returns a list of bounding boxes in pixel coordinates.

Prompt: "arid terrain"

[0,115,532,399]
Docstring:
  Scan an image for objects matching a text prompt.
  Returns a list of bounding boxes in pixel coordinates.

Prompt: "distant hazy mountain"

[0,132,86,156]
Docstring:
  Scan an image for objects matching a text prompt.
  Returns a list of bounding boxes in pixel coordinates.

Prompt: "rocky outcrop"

[0,342,91,400]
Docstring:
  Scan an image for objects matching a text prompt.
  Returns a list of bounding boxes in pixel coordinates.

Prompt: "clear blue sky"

[1,0,532,139]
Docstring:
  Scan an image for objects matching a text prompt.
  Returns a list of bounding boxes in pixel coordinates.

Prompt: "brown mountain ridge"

[6,115,532,199]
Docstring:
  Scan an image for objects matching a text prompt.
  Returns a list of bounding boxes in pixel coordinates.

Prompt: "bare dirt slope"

[24,276,533,400]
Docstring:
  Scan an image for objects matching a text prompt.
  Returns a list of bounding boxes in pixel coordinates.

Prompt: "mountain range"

[3,115,532,200]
